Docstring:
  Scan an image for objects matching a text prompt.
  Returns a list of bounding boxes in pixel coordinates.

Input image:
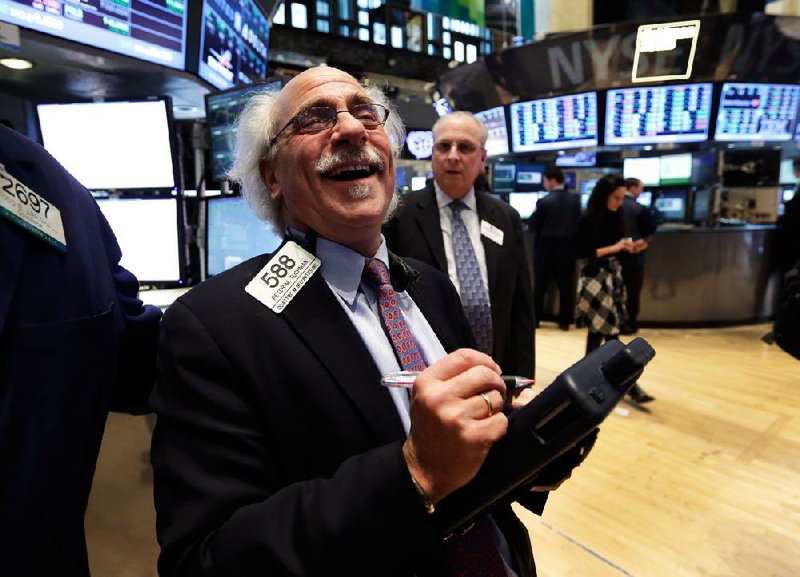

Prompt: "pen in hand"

[381,370,535,396]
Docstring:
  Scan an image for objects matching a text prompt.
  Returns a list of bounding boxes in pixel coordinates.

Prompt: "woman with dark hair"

[576,174,654,404]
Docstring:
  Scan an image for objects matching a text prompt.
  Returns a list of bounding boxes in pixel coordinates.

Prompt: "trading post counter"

[638,224,779,327]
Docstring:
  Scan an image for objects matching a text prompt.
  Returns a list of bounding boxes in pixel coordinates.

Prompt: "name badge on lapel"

[245,241,321,313]
[0,163,67,251]
[480,220,504,246]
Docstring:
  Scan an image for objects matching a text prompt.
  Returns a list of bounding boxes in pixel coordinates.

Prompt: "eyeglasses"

[270,103,390,147]
[433,141,482,155]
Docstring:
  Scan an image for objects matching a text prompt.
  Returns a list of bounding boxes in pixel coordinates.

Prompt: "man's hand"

[402,349,508,504]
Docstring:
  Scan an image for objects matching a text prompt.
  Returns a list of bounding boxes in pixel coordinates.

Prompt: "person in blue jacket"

[0,122,162,577]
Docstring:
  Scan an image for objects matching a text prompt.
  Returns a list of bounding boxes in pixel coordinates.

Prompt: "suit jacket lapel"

[279,270,405,443]
[476,193,500,299]
[415,185,448,272]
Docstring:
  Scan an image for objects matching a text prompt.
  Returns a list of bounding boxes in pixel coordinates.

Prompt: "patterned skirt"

[575,258,628,336]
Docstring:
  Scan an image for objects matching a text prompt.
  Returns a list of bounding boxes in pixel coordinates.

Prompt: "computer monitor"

[411,176,428,191]
[0,1,188,70]
[605,83,713,145]
[96,197,184,284]
[779,158,797,185]
[692,188,712,223]
[659,153,692,186]
[206,196,283,276]
[784,187,796,203]
[509,91,598,153]
[653,189,688,222]
[197,0,271,90]
[508,193,540,220]
[556,151,596,167]
[474,106,510,157]
[714,83,800,142]
[579,178,598,196]
[492,164,516,194]
[36,98,178,192]
[206,79,284,183]
[637,191,653,208]
[623,157,661,187]
[514,164,545,192]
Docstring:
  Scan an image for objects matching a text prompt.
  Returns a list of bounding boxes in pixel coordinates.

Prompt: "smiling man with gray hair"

[150,66,550,577]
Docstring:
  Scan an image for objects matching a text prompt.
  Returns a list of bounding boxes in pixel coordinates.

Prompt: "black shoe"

[620,325,638,336]
[558,323,570,331]
[628,385,655,404]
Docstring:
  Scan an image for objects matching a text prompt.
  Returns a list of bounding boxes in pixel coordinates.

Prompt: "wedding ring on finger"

[479,392,493,417]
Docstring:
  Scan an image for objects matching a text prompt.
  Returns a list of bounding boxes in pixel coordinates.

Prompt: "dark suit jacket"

[383,184,535,377]
[619,195,657,269]
[150,247,539,577]
[529,188,581,263]
[0,124,161,576]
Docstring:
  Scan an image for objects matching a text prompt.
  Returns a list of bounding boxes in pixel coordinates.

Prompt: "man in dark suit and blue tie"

[383,112,535,378]
[151,67,562,577]
[0,122,161,576]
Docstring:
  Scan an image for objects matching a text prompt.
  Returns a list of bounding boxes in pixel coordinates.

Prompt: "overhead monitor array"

[0,0,188,70]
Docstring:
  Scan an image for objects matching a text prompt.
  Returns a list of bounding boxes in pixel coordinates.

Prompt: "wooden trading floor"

[86,323,800,577]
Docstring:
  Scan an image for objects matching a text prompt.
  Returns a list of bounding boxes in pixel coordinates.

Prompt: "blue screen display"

[206,196,283,276]
[605,83,713,145]
[0,0,187,69]
[714,83,800,142]
[509,92,598,153]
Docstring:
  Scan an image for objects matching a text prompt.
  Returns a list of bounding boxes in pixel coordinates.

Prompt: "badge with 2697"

[0,163,67,251]
[245,241,320,313]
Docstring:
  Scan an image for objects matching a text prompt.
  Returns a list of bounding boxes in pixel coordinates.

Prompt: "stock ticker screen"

[605,83,713,146]
[714,83,800,142]
[473,106,510,157]
[198,0,270,90]
[509,92,598,153]
[0,0,187,69]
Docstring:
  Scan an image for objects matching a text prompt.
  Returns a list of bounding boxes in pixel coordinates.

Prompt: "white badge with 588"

[246,241,321,313]
[0,163,67,251]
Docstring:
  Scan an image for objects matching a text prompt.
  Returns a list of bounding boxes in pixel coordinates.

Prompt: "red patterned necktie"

[362,258,508,577]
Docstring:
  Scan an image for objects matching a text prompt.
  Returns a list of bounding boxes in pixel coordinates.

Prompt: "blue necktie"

[363,258,507,577]
[450,200,493,355]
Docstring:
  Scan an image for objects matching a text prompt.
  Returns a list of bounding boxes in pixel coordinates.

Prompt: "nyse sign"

[440,13,800,111]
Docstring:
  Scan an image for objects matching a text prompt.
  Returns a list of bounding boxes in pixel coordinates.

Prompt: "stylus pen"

[381,370,534,391]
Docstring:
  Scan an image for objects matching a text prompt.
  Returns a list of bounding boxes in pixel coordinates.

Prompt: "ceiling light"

[0,57,34,70]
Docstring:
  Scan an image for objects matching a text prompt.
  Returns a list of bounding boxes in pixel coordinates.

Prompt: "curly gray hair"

[227,74,406,233]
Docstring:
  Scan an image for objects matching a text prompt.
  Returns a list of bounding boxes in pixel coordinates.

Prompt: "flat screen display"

[659,153,692,186]
[474,106,509,157]
[714,83,800,142]
[509,91,598,153]
[637,191,652,208]
[692,188,712,222]
[0,0,187,70]
[605,83,713,145]
[206,80,283,182]
[206,196,283,276]
[411,176,427,191]
[96,198,182,283]
[784,187,796,203]
[623,157,661,187]
[779,158,797,184]
[653,190,687,222]
[579,178,598,196]
[492,163,515,193]
[514,164,545,192]
[198,0,270,90]
[508,193,540,220]
[37,98,177,191]
[556,151,596,167]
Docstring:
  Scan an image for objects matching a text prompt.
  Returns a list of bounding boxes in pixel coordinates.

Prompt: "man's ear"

[260,157,282,202]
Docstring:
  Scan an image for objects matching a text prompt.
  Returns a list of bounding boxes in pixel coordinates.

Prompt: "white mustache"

[316,146,385,175]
